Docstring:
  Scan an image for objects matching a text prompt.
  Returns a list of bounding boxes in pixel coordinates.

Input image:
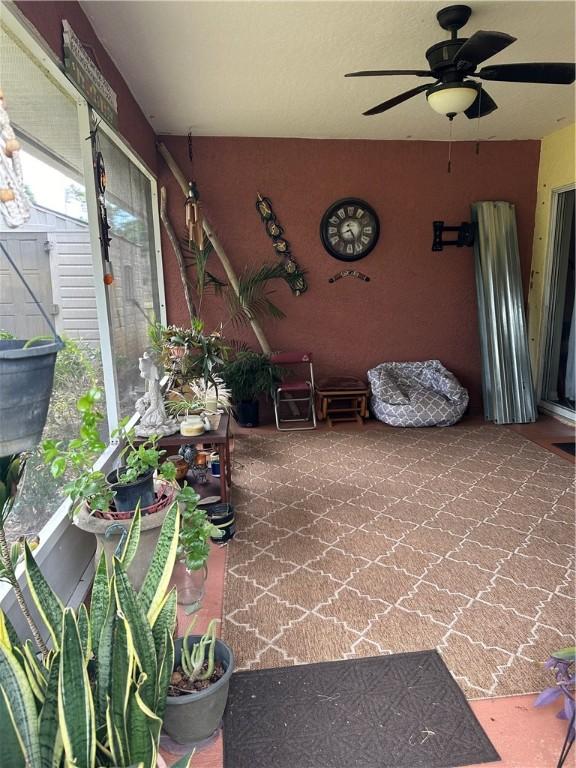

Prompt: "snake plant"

[0,502,192,768]
[180,617,219,683]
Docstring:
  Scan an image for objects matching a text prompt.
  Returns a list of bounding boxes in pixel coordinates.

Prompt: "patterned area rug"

[222,424,575,698]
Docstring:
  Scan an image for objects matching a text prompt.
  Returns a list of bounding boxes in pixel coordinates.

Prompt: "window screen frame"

[0,4,167,617]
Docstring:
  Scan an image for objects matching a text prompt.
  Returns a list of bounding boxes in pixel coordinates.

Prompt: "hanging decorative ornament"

[185,180,204,250]
[0,89,30,228]
[255,193,308,296]
[329,269,371,283]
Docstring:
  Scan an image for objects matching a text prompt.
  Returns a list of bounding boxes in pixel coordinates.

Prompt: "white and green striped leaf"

[120,506,141,569]
[39,651,63,768]
[90,552,110,661]
[107,616,134,766]
[96,588,117,728]
[151,588,177,658]
[58,608,95,768]
[170,753,195,768]
[15,644,45,704]
[114,559,157,711]
[0,641,42,767]
[0,609,22,652]
[0,683,32,767]
[24,542,64,649]
[78,602,92,663]
[127,677,161,768]
[137,501,180,623]
[155,627,174,721]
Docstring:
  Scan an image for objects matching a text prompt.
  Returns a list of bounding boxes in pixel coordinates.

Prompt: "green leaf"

[552,646,576,662]
[114,560,158,712]
[0,641,42,767]
[151,588,177,658]
[120,506,141,570]
[58,608,95,768]
[96,589,116,729]
[107,617,134,766]
[155,628,174,721]
[137,501,180,624]
[50,456,66,479]
[90,552,110,662]
[170,753,195,768]
[39,652,63,768]
[127,677,161,768]
[0,678,32,767]
[24,542,64,649]
[0,610,23,652]
[78,603,92,663]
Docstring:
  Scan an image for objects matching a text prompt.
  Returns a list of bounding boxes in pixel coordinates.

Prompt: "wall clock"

[320,198,380,261]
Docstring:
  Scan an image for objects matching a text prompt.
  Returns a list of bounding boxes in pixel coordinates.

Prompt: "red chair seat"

[278,380,312,392]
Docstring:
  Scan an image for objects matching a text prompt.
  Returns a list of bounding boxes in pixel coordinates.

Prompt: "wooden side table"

[315,378,370,426]
[154,413,232,503]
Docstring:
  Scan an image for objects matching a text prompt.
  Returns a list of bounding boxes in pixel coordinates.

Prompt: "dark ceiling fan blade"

[362,83,432,116]
[464,88,498,119]
[478,62,576,84]
[345,69,434,78]
[454,30,516,68]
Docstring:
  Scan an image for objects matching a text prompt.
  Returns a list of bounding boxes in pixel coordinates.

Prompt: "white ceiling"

[81,0,576,141]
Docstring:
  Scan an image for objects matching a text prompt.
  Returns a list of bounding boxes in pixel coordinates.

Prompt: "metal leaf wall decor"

[255,193,307,295]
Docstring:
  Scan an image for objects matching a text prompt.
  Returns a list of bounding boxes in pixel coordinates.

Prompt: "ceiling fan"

[345,4,576,120]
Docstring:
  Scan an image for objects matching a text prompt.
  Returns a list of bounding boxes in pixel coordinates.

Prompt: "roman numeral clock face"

[320,198,380,261]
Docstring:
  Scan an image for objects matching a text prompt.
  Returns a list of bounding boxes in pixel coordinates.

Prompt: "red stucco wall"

[15,0,157,172]
[158,136,540,407]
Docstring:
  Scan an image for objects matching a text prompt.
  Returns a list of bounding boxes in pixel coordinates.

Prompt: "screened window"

[96,126,161,417]
[0,20,163,544]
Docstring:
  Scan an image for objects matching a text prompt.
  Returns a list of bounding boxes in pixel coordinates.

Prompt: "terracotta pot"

[75,480,178,590]
[168,345,186,359]
[166,454,189,482]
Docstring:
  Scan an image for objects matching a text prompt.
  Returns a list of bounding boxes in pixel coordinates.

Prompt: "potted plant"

[534,646,575,768]
[0,502,193,768]
[164,617,234,745]
[0,331,63,456]
[42,387,178,588]
[172,484,221,609]
[221,350,284,427]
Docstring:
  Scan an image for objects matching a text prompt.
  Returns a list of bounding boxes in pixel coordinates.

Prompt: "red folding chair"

[270,351,317,431]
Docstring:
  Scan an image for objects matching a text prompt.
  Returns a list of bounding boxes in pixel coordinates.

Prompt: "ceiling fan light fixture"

[426,82,478,116]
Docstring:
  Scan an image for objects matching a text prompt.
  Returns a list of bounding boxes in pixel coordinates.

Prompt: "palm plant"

[184,239,288,329]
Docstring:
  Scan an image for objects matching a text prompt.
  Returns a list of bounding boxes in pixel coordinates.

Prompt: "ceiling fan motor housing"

[426,40,472,77]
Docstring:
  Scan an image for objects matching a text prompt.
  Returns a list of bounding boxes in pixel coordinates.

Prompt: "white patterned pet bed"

[367,360,469,427]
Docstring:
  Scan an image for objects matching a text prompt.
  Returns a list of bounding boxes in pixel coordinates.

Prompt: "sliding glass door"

[539,186,575,420]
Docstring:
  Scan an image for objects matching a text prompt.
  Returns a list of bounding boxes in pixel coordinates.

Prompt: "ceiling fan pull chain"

[447,119,453,174]
[475,83,483,155]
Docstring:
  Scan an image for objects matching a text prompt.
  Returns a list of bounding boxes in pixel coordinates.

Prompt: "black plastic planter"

[163,636,234,745]
[106,467,156,512]
[234,400,259,428]
[0,339,63,456]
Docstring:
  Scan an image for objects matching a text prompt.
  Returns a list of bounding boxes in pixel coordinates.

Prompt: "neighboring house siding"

[0,204,99,343]
[48,231,99,342]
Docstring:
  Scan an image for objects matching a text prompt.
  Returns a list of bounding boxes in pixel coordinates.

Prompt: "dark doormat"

[223,650,500,768]
[553,442,576,456]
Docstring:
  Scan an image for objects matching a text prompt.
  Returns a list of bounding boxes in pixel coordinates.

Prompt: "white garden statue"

[135,352,179,437]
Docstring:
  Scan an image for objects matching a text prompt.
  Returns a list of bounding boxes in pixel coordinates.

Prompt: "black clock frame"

[320,198,380,262]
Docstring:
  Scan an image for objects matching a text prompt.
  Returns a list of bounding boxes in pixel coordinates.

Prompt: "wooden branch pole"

[157,142,272,355]
[159,186,197,322]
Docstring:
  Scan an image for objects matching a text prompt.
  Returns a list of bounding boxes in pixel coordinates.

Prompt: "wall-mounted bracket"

[432,220,476,251]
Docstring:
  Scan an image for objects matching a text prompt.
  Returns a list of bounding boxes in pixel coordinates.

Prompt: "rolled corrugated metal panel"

[472,201,536,424]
